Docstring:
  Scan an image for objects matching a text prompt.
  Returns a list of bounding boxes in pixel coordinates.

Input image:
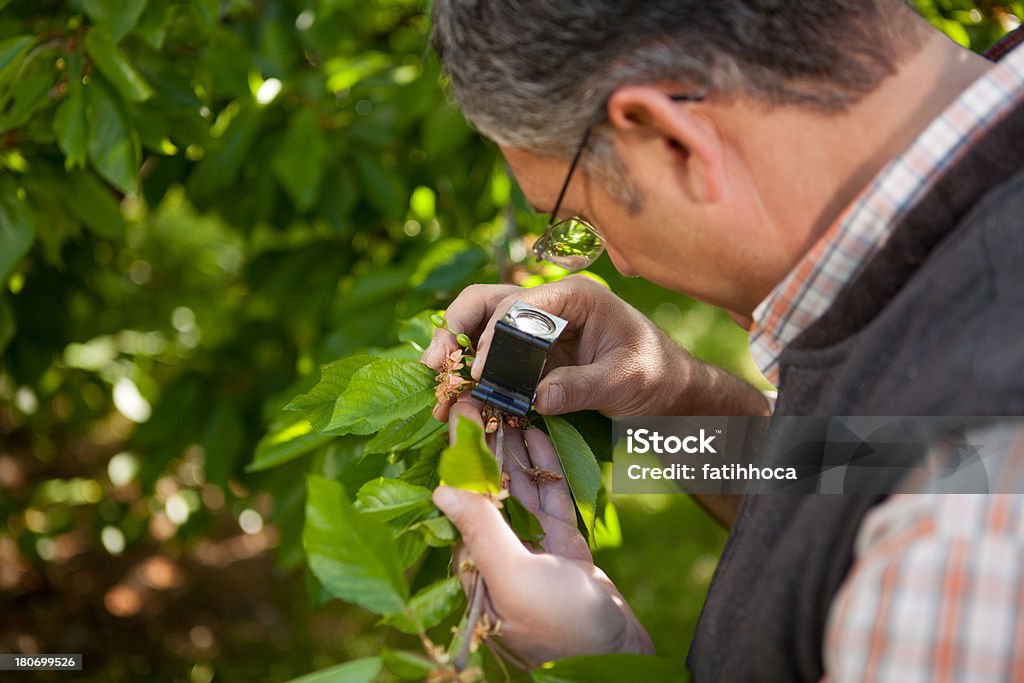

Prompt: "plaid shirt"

[747,32,1024,683]
[823,439,1024,683]
[748,36,1024,388]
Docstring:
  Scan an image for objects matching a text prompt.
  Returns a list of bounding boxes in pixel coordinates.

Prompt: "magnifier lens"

[512,310,556,336]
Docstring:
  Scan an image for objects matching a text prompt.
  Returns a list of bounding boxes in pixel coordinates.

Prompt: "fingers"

[447,392,486,443]
[534,363,609,415]
[421,284,521,371]
[471,276,603,382]
[502,428,540,512]
[432,486,531,582]
[524,428,576,524]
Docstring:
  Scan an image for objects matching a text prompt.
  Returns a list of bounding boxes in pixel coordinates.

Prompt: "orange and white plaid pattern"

[759,34,1024,683]
[748,40,1024,387]
[823,489,1024,683]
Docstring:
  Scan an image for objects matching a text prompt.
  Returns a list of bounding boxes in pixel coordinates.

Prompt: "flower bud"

[456,333,472,348]
[430,313,447,329]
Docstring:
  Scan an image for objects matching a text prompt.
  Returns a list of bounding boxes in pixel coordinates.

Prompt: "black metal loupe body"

[471,300,568,417]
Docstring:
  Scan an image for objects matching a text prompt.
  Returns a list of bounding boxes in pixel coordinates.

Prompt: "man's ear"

[606,84,725,204]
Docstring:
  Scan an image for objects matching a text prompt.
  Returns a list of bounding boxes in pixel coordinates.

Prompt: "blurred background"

[0,1,1018,681]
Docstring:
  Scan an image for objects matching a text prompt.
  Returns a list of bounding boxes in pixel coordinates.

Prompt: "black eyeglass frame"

[532,92,707,269]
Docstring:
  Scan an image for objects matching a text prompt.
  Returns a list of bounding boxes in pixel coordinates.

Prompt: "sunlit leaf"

[438,416,500,495]
[326,359,437,435]
[249,414,336,472]
[544,415,601,543]
[386,576,464,635]
[304,475,408,615]
[84,28,154,102]
[285,355,377,432]
[287,656,383,683]
[410,515,456,547]
[408,238,488,293]
[354,478,433,525]
[85,80,140,194]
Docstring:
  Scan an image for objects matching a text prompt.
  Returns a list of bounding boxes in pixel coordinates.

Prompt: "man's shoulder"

[970,163,1024,299]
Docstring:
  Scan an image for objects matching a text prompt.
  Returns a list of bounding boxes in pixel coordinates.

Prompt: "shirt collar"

[748,41,1024,387]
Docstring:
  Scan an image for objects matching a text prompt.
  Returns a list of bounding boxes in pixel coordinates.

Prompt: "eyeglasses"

[532,92,707,272]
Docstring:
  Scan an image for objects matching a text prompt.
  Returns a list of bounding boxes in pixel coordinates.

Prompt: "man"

[420,1,1024,680]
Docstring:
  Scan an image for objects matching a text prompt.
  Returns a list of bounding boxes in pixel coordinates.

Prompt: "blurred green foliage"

[0,0,1017,681]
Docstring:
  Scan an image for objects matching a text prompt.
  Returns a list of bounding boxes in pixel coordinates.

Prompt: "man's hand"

[421,275,769,421]
[435,395,654,668]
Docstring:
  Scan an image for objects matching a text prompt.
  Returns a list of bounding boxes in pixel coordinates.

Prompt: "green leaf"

[303,475,408,615]
[133,0,171,49]
[249,413,336,472]
[0,71,54,134]
[505,494,546,545]
[380,650,435,680]
[202,402,245,487]
[353,151,407,221]
[287,656,383,683]
[84,28,154,102]
[398,309,442,350]
[531,654,685,683]
[593,500,622,551]
[562,411,614,462]
[285,355,377,432]
[410,515,456,547]
[544,415,601,543]
[438,416,500,494]
[53,53,88,168]
[192,0,220,29]
[354,478,433,525]
[363,406,439,455]
[63,171,126,240]
[0,296,14,355]
[86,81,139,194]
[83,0,148,43]
[393,529,428,570]
[0,177,36,285]
[0,35,33,91]
[386,576,464,634]
[408,238,488,293]
[187,104,260,196]
[398,449,441,489]
[272,108,326,211]
[327,359,437,435]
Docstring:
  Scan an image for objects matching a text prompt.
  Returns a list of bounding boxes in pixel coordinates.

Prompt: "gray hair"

[431,0,925,201]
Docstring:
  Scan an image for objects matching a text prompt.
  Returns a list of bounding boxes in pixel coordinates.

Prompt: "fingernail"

[421,338,438,364]
[433,486,461,514]
[545,383,565,412]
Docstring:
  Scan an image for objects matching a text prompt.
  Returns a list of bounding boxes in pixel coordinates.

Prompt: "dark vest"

[687,44,1024,683]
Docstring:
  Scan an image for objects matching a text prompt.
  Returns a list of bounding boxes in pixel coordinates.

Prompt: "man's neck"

[726,30,994,314]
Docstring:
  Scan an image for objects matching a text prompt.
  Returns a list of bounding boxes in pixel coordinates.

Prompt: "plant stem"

[454,419,506,672]
[455,572,486,671]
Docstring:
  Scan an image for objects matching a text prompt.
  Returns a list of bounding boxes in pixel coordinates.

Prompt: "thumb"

[432,486,529,579]
[534,364,609,415]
